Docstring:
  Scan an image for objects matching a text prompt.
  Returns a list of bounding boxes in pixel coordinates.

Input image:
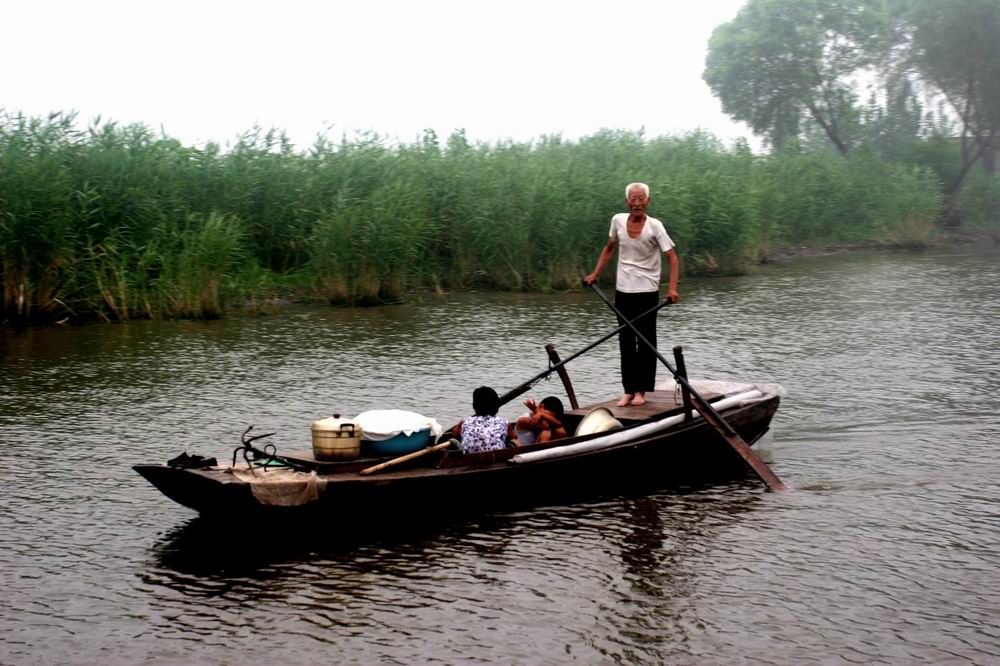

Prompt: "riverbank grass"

[0,113,953,324]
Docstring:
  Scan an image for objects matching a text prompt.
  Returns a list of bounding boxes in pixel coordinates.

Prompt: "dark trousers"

[615,290,659,394]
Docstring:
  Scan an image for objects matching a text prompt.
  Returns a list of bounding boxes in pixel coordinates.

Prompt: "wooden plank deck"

[568,389,720,421]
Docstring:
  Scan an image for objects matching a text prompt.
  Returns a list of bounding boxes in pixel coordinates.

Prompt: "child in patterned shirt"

[457,386,515,453]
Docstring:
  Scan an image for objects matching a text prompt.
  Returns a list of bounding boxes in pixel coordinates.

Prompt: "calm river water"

[2,246,999,664]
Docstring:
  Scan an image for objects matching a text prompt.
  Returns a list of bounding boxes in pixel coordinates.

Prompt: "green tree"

[905,0,1000,222]
[704,0,891,155]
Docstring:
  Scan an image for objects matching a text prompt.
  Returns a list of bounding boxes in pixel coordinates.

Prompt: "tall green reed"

[0,111,953,323]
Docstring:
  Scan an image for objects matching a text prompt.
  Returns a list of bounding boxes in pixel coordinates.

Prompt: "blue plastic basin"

[361,428,432,457]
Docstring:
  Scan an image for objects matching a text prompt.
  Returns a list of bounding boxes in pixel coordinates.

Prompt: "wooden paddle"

[359,439,456,476]
[587,282,786,492]
[443,299,672,441]
[497,298,673,407]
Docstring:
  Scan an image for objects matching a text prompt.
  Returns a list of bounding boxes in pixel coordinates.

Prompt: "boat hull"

[134,395,779,517]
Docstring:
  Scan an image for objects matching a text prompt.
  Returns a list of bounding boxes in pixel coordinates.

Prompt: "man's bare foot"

[616,394,634,407]
[631,392,647,406]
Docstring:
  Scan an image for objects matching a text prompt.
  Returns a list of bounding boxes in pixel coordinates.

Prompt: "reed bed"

[1,112,948,324]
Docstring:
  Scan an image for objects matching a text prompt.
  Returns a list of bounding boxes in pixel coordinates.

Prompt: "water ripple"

[2,248,1000,663]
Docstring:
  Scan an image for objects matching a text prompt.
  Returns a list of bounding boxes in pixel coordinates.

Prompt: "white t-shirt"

[609,214,675,293]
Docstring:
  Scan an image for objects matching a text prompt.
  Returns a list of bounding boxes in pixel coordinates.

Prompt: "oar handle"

[497,296,672,407]
[589,282,746,433]
[588,282,686,384]
[453,293,672,439]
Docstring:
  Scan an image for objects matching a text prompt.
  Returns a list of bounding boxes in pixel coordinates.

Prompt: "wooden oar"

[441,300,672,439]
[497,298,673,407]
[588,282,787,492]
[359,439,456,476]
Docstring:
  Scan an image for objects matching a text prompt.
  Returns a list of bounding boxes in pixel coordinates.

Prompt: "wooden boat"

[133,381,781,517]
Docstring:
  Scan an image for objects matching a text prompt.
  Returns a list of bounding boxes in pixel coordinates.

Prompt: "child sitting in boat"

[456,386,517,453]
[515,396,567,445]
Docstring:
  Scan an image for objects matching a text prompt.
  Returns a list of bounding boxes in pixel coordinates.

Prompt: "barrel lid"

[311,413,361,432]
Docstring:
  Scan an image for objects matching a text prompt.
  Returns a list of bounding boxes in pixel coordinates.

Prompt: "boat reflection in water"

[143,476,762,631]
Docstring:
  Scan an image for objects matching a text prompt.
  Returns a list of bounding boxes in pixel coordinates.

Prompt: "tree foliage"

[704,0,890,155]
[905,0,1000,220]
[705,0,999,225]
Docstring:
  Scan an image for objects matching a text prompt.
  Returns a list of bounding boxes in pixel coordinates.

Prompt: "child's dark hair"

[540,396,564,418]
[473,386,500,416]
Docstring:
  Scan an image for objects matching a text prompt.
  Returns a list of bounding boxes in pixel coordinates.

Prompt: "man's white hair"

[625,182,650,198]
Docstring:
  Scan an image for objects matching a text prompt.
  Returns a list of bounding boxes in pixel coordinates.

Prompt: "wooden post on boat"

[673,346,693,422]
[545,344,579,410]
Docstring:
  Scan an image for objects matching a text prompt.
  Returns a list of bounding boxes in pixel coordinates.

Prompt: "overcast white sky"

[3,0,752,150]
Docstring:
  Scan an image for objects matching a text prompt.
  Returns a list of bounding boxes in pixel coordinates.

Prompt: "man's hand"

[665,287,680,304]
[586,239,616,287]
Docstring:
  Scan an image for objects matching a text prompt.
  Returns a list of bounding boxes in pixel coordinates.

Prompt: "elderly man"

[584,182,680,407]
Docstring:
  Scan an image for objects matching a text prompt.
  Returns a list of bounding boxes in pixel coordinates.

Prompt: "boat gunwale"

[265,389,733,475]
[360,393,780,480]
[137,394,779,486]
